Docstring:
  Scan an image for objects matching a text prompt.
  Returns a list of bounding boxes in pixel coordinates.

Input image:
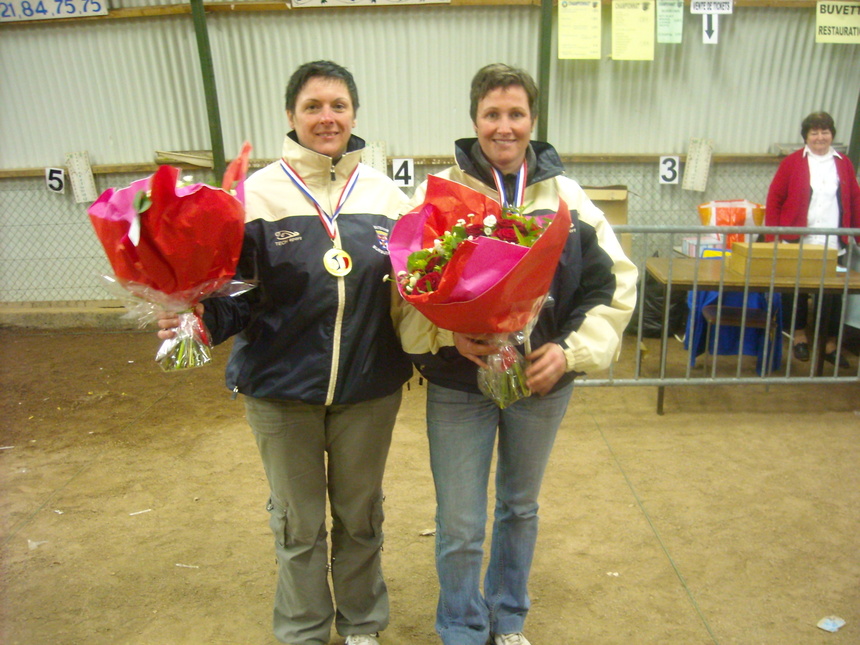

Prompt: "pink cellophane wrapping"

[87,144,252,371]
[390,175,571,334]
[88,163,246,303]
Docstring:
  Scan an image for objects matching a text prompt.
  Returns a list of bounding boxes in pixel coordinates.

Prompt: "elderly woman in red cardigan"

[766,111,860,367]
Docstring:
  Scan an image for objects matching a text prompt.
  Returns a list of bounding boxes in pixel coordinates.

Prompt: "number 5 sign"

[659,156,680,185]
[46,167,65,193]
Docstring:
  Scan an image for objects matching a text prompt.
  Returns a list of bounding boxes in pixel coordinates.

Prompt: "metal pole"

[536,0,553,142]
[190,0,226,183]
[848,83,860,170]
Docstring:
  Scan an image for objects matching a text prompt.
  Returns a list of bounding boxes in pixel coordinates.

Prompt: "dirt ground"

[1,326,859,645]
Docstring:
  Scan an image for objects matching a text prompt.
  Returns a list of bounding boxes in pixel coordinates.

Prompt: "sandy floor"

[1,328,858,645]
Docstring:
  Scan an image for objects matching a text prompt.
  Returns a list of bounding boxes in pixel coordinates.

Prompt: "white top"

[804,145,841,250]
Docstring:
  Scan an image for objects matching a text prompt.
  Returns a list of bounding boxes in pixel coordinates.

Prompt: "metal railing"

[583,224,860,413]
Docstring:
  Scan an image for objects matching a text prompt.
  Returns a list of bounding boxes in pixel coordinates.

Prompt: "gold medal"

[323,247,352,277]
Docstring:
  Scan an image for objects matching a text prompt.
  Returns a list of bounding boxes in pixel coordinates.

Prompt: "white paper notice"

[815,1,860,44]
[559,1,602,60]
[65,151,99,204]
[657,0,684,43]
[611,1,655,61]
[682,138,713,192]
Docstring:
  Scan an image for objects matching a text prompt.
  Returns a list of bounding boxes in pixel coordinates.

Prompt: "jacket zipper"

[326,160,345,406]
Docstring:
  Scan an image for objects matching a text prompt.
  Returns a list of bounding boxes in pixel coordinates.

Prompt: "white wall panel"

[1,17,210,167]
[1,5,858,168]
[550,7,859,154]
[208,6,540,159]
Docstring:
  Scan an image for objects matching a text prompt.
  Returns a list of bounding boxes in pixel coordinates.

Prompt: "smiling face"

[287,76,356,159]
[474,85,536,175]
[805,127,833,156]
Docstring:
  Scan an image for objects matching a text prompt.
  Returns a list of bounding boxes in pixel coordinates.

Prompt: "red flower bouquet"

[390,176,571,406]
[88,143,254,371]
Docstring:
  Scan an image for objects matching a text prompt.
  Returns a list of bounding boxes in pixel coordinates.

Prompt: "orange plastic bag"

[697,199,764,250]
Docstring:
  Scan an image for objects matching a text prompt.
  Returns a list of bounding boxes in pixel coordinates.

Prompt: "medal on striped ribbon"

[491,160,527,209]
[280,160,359,276]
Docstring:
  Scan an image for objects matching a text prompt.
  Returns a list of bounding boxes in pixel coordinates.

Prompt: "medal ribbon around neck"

[279,160,360,240]
[491,160,527,209]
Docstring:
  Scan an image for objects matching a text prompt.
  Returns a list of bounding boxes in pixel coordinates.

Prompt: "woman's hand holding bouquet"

[390,176,571,407]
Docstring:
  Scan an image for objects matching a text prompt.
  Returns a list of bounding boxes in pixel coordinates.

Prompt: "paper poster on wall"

[815,1,860,43]
[682,138,712,192]
[361,141,388,175]
[558,1,602,60]
[65,151,99,204]
[657,0,684,43]
[611,1,655,61]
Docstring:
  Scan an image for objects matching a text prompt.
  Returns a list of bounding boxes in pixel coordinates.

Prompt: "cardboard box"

[583,185,631,258]
[728,242,838,278]
[681,234,726,257]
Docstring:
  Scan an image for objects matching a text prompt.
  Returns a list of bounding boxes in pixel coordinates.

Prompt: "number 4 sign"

[46,167,65,193]
[392,158,414,188]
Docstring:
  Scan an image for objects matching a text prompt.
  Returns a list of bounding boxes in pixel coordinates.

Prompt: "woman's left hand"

[453,332,498,369]
[525,343,566,396]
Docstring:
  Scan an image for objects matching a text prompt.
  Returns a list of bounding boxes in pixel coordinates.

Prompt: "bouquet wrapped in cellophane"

[88,143,255,371]
[390,176,570,407]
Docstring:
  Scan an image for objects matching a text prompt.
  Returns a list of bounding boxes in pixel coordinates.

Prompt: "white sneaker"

[494,634,531,645]
[345,634,380,645]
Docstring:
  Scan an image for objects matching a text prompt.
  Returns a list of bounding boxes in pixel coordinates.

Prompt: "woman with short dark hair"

[766,111,860,367]
[159,60,411,645]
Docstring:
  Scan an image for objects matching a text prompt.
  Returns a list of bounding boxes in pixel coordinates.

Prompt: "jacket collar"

[453,137,565,189]
[281,131,366,187]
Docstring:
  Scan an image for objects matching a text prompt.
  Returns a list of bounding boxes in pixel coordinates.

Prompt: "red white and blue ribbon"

[491,160,527,209]
[280,160,360,240]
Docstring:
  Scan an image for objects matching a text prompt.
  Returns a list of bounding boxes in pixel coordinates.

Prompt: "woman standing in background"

[766,111,860,367]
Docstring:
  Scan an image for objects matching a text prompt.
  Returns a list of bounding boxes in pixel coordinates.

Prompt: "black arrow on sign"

[705,14,715,39]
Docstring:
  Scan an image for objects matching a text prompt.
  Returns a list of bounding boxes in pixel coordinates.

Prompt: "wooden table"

[645,257,860,413]
[646,257,860,293]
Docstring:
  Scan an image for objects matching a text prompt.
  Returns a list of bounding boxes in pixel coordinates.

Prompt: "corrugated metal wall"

[1,4,859,303]
[207,7,541,159]
[549,7,859,154]
[2,17,209,168]
[3,5,857,168]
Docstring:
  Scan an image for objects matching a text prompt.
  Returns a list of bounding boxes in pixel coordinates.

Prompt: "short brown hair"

[285,60,359,114]
[801,111,836,140]
[469,63,538,124]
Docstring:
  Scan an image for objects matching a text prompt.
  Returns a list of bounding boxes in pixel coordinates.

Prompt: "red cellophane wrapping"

[88,143,252,370]
[389,175,571,334]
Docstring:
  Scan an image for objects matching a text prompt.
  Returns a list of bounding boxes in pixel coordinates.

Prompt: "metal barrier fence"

[588,224,860,413]
[2,166,858,414]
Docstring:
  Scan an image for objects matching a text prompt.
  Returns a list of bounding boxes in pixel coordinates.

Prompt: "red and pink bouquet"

[88,143,254,371]
[390,175,571,406]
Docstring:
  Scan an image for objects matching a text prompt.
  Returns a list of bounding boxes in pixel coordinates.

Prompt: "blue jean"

[426,381,574,645]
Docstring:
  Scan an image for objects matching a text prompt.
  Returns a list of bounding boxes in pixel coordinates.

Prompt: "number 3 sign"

[659,156,680,185]
[46,167,65,193]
